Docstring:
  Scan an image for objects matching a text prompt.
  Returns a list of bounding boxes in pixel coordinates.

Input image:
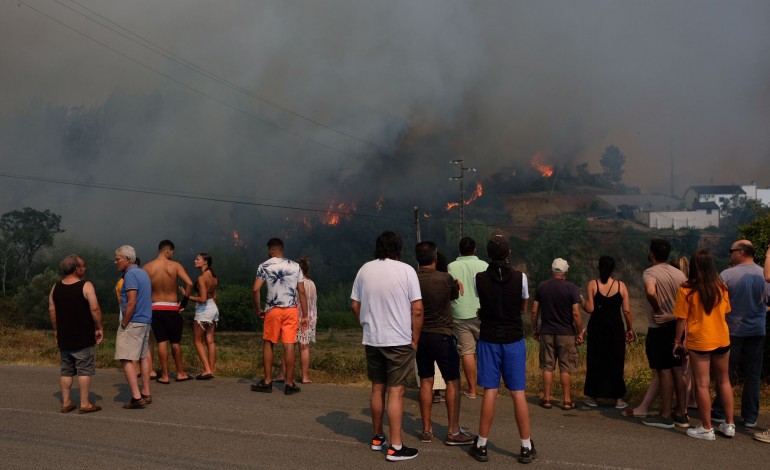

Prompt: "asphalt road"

[1,364,766,469]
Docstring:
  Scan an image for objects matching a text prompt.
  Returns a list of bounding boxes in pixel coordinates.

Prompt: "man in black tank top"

[48,255,104,414]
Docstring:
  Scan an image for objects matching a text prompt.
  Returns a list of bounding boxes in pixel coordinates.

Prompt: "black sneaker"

[371,435,387,451]
[284,383,301,395]
[385,444,418,461]
[518,441,537,464]
[468,437,488,462]
[250,379,272,393]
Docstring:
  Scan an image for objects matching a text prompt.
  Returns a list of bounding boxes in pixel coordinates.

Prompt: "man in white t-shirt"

[351,231,423,462]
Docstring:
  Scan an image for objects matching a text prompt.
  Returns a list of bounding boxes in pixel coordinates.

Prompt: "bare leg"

[262,340,274,383]
[171,343,187,379]
[139,355,151,397]
[148,331,157,378]
[461,354,477,396]
[690,352,713,428]
[121,360,142,399]
[60,376,73,407]
[672,366,686,416]
[419,377,434,432]
[511,390,531,439]
[371,383,386,437]
[284,342,297,386]
[157,340,170,382]
[659,368,673,419]
[205,324,216,375]
[445,379,461,434]
[712,351,734,425]
[300,343,311,382]
[77,375,92,408]
[542,370,554,401]
[386,385,406,447]
[560,372,573,403]
[632,370,660,414]
[478,387,497,438]
[193,323,212,375]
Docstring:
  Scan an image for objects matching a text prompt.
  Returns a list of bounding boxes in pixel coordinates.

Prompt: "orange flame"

[465,182,483,205]
[324,201,356,225]
[530,152,554,177]
[445,202,460,211]
[423,211,432,219]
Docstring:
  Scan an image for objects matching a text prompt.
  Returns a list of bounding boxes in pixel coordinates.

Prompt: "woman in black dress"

[582,256,634,408]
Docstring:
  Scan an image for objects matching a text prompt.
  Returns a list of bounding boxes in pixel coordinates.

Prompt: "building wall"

[638,210,719,229]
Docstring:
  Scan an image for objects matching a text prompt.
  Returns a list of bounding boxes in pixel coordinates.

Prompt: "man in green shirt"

[448,237,489,399]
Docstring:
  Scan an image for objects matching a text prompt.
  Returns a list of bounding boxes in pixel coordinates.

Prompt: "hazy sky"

[1,0,769,254]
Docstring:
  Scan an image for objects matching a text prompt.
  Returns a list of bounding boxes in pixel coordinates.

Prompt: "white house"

[683,185,746,210]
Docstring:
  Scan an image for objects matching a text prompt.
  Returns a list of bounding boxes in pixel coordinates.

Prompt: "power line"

[16,0,364,159]
[58,0,384,153]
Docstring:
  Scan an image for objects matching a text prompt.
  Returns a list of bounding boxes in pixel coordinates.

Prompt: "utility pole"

[449,157,476,238]
[414,206,421,242]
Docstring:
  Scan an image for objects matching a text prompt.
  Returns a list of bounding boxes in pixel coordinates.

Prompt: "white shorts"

[194,299,219,325]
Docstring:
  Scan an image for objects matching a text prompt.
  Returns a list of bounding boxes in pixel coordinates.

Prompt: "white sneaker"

[686,425,715,441]
[718,422,736,438]
[743,420,757,428]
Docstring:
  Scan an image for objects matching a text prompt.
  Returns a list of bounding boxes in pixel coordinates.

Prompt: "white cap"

[552,258,569,274]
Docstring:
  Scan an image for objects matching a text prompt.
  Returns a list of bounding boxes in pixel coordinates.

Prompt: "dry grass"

[1,319,768,412]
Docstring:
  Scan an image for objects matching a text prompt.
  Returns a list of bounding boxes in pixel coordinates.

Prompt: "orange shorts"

[263,306,299,344]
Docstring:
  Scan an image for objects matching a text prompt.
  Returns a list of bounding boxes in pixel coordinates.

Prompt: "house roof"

[693,201,720,211]
[687,185,745,195]
[596,194,681,212]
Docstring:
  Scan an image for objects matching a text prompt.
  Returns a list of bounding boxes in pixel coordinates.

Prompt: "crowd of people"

[47,232,770,463]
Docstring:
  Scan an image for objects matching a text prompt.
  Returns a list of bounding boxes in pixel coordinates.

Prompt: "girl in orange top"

[673,250,734,440]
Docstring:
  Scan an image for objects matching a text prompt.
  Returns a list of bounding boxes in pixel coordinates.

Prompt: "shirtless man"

[143,240,194,384]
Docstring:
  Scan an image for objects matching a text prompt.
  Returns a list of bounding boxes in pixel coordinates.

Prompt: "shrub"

[215,284,260,332]
[12,268,59,328]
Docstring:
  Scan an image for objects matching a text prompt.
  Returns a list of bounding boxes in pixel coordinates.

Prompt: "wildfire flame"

[324,201,356,225]
[445,202,460,211]
[423,211,431,219]
[375,196,384,213]
[465,182,483,205]
[530,152,554,177]
[232,230,245,248]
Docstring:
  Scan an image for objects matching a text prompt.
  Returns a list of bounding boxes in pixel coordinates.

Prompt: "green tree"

[0,208,64,282]
[600,145,626,184]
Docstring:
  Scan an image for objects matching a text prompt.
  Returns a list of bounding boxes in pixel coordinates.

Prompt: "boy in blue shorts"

[468,231,536,464]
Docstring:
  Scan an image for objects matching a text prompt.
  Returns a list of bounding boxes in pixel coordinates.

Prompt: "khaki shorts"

[453,317,480,356]
[539,334,579,373]
[115,322,151,361]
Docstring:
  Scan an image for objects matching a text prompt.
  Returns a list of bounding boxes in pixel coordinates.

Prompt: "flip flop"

[463,391,477,399]
[585,400,599,407]
[615,401,629,409]
[78,404,102,414]
[60,404,77,413]
[561,401,576,410]
[195,373,214,380]
[538,399,553,409]
[300,380,314,384]
[156,378,170,385]
[175,376,191,382]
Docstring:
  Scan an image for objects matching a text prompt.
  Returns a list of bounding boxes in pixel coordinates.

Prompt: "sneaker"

[385,445,418,461]
[718,422,736,438]
[250,379,272,393]
[468,438,488,462]
[518,441,537,464]
[122,397,146,409]
[445,431,474,446]
[419,429,433,443]
[284,383,301,395]
[642,415,674,429]
[743,419,757,428]
[371,435,387,451]
[753,429,770,443]
[672,413,690,428]
[686,425,715,441]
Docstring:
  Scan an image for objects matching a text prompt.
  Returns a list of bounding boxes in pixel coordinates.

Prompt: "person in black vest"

[48,255,104,414]
[468,231,536,464]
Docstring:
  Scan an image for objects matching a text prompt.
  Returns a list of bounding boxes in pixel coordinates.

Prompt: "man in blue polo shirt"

[114,245,153,409]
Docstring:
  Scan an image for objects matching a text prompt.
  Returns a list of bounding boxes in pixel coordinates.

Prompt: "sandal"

[561,401,576,410]
[538,399,553,409]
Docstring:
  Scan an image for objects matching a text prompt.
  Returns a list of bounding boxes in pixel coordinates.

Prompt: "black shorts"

[152,309,183,344]
[689,345,730,356]
[416,332,460,381]
[645,323,682,370]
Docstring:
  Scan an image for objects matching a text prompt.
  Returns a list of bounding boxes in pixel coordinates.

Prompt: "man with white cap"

[530,258,583,411]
